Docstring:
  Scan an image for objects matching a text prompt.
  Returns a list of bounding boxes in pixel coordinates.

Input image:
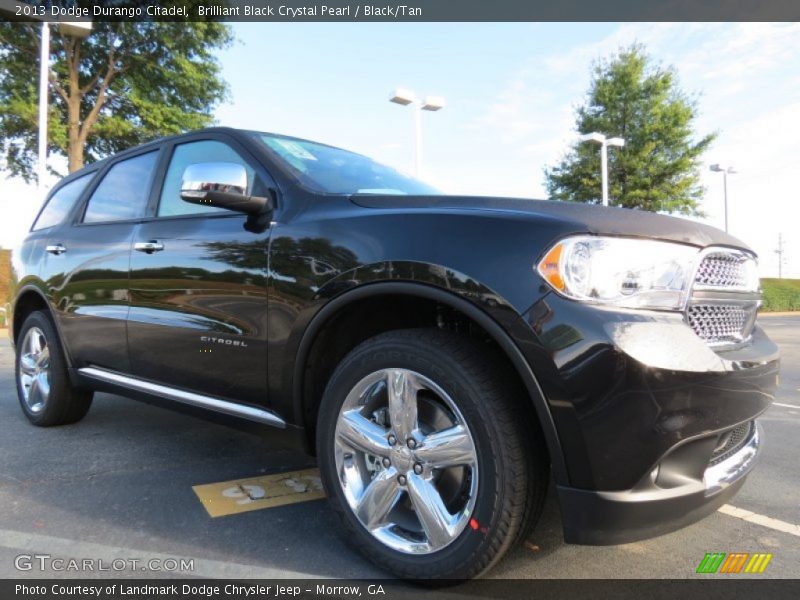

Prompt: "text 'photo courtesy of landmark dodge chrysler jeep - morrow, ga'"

[8,128,779,580]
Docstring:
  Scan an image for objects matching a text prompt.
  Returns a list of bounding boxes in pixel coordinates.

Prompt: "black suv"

[8,128,779,579]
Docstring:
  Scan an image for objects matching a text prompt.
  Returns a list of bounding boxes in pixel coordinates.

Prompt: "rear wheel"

[15,310,93,427]
[317,328,548,580]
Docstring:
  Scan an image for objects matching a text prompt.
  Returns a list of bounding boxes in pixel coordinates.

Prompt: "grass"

[761,278,800,312]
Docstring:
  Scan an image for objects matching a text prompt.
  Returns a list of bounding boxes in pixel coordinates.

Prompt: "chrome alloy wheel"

[18,326,51,414]
[334,368,479,554]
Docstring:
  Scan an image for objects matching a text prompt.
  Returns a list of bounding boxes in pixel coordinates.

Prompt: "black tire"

[14,310,93,427]
[316,328,548,580]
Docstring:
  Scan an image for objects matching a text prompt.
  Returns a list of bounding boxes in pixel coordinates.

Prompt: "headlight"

[537,236,700,311]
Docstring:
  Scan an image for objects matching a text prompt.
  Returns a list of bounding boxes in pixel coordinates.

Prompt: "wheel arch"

[292,280,569,485]
[11,285,51,345]
[10,284,80,369]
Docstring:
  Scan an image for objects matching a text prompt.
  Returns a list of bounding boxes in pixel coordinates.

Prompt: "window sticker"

[270,138,318,161]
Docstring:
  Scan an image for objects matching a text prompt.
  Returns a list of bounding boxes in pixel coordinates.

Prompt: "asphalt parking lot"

[0,316,798,580]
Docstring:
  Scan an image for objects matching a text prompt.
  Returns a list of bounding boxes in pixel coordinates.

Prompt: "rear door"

[126,134,274,407]
[44,149,161,373]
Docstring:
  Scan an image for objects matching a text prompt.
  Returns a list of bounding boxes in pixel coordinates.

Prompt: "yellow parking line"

[193,468,325,518]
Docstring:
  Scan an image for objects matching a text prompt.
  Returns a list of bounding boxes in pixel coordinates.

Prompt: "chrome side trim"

[78,367,286,429]
[704,422,760,495]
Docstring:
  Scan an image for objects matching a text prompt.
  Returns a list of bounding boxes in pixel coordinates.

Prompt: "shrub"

[761,278,800,312]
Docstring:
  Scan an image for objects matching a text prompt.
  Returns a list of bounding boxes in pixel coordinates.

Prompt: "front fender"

[280,268,569,485]
[281,260,524,411]
[316,260,519,311]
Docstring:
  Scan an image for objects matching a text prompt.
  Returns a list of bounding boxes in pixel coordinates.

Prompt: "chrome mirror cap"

[180,161,248,199]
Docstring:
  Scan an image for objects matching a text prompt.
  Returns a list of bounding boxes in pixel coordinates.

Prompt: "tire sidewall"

[317,334,513,578]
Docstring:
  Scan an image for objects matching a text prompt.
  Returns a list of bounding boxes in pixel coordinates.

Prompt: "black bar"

[3,0,800,23]
[4,579,800,600]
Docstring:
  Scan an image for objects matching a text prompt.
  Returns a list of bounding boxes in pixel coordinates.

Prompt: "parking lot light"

[580,132,625,207]
[0,1,93,192]
[389,88,445,176]
[710,163,737,233]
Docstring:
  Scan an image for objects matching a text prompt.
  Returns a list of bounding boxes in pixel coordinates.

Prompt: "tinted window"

[83,151,158,223]
[158,140,255,217]
[252,133,439,195]
[32,173,93,230]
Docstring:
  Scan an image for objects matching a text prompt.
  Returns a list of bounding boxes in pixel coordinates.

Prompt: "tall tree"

[0,17,233,181]
[545,44,715,215]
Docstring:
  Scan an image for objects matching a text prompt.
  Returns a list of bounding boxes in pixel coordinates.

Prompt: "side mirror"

[180,162,271,214]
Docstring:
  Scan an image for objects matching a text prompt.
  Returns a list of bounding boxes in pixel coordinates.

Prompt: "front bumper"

[558,422,761,544]
[518,293,778,544]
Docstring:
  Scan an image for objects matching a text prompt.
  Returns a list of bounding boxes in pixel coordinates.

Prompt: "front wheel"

[317,329,548,580]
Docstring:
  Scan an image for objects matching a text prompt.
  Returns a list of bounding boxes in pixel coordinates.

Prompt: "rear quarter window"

[32,173,94,231]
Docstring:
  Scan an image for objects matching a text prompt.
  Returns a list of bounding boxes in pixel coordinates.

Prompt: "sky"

[1,22,798,277]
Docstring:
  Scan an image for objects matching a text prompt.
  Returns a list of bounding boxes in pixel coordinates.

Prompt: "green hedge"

[761,278,800,312]
[0,249,9,326]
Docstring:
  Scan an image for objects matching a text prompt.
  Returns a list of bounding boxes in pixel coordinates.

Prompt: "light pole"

[389,88,445,177]
[0,1,92,190]
[579,132,625,206]
[774,232,785,279]
[710,164,736,233]
[37,20,50,189]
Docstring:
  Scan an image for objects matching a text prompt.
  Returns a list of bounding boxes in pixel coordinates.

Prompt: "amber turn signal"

[537,243,565,291]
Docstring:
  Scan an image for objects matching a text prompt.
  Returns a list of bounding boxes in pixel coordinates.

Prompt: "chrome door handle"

[46,244,67,255]
[134,241,164,253]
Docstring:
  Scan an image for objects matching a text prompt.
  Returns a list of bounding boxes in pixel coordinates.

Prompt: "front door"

[126,137,273,406]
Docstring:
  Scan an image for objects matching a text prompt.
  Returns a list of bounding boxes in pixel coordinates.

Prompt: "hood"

[350,194,749,250]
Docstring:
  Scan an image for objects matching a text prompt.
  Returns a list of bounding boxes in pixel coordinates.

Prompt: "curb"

[758,312,800,317]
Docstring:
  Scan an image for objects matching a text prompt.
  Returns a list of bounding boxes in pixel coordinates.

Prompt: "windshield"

[252,133,440,195]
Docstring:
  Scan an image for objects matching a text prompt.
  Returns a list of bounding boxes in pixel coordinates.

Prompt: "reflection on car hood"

[350,194,748,250]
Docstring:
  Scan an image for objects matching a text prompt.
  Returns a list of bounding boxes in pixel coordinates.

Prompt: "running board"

[78,367,286,429]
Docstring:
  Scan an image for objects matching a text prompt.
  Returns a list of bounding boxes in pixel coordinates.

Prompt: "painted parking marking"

[719,504,800,537]
[772,402,799,409]
[193,468,325,518]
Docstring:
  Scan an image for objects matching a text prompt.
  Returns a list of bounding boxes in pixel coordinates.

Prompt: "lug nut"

[382,457,391,468]
[388,435,397,446]
[397,475,407,485]
[406,438,417,449]
[413,463,423,475]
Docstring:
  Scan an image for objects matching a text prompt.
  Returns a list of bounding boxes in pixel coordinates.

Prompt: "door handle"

[46,244,67,255]
[134,240,164,253]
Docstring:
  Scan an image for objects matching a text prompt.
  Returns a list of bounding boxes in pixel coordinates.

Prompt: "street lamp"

[389,88,445,177]
[579,132,625,206]
[709,164,736,233]
[0,1,92,190]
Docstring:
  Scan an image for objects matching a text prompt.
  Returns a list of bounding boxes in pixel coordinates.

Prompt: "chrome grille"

[710,421,754,466]
[686,304,752,345]
[695,252,752,288]
[686,248,759,348]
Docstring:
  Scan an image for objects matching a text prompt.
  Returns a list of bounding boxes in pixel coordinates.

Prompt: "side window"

[157,140,255,217]
[83,151,158,223]
[32,173,93,230]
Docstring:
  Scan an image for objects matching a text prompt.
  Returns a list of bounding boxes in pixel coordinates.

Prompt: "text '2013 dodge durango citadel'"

[8,128,779,580]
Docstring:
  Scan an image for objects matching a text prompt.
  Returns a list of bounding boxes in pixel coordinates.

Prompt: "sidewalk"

[758,311,800,317]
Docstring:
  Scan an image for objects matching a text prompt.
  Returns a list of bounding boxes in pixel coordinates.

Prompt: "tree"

[0,16,233,181]
[544,44,715,215]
